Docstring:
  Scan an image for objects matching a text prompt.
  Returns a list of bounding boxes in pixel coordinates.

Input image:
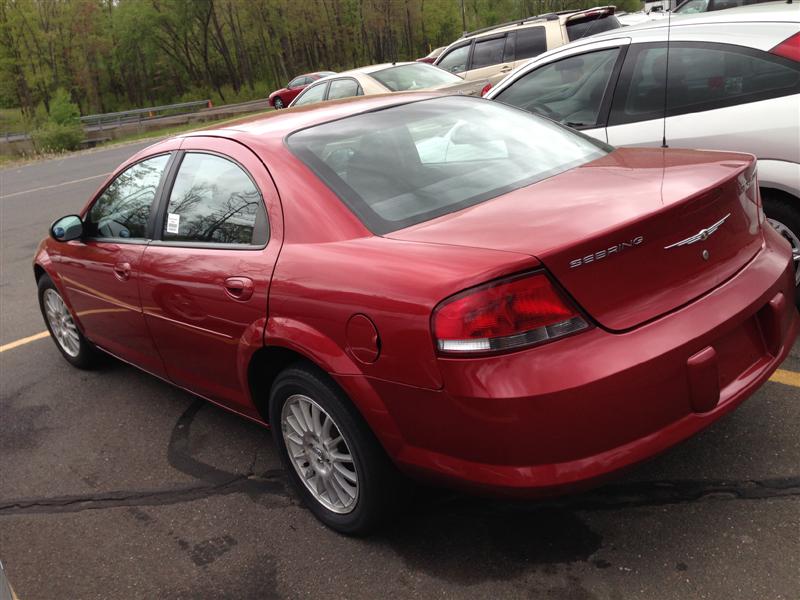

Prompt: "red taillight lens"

[432,272,588,355]
[771,32,800,62]
[480,83,493,97]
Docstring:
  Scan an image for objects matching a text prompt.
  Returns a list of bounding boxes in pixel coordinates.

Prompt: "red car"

[36,94,798,534]
[268,71,336,109]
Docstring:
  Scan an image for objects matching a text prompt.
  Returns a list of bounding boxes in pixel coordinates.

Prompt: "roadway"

[1,142,798,599]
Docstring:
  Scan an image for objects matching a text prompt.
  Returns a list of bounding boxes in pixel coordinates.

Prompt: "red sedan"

[36,94,797,534]
[268,71,336,109]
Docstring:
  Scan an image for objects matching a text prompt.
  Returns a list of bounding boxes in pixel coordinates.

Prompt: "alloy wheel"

[43,288,81,357]
[768,217,800,286]
[281,394,359,514]
[274,98,284,109]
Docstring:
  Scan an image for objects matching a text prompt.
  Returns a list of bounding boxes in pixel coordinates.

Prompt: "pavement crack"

[0,470,287,517]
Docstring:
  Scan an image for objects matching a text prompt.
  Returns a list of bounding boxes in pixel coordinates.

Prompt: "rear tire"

[762,190,800,305]
[37,274,102,369]
[269,363,402,535]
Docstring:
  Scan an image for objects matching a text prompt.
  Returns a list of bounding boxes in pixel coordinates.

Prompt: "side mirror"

[50,215,83,242]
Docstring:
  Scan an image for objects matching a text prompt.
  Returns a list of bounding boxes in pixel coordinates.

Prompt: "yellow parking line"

[0,331,50,353]
[768,368,800,388]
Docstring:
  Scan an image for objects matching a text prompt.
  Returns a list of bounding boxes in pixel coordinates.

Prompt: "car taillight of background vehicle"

[480,83,493,97]
[432,272,589,355]
[770,32,800,62]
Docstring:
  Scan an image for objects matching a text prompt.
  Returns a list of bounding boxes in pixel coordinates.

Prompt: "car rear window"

[287,97,609,234]
[566,14,620,41]
[370,63,462,91]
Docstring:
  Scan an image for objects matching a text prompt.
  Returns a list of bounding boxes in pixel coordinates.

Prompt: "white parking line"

[1,172,110,199]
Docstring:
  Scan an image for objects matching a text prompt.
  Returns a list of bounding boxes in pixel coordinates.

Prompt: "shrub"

[31,121,84,153]
[49,88,80,126]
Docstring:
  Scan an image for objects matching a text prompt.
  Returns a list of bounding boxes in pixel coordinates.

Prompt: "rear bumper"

[345,226,798,496]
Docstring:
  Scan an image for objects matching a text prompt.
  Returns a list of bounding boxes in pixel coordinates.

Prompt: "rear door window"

[610,42,800,125]
[328,78,362,100]
[161,153,268,245]
[294,82,329,106]
[86,154,170,239]
[472,36,506,69]
[437,44,471,74]
[514,27,547,61]
[495,47,622,128]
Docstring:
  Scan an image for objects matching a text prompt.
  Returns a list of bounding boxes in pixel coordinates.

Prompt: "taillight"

[432,272,589,355]
[771,32,800,62]
[480,83,493,97]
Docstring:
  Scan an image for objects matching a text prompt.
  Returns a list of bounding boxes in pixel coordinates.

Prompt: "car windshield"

[287,96,610,234]
[370,63,462,91]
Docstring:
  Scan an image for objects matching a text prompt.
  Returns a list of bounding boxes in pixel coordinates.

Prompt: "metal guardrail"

[79,99,211,128]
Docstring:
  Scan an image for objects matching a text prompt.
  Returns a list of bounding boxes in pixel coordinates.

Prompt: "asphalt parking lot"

[1,144,799,600]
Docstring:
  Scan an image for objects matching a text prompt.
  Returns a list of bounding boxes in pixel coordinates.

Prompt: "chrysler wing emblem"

[664,213,731,250]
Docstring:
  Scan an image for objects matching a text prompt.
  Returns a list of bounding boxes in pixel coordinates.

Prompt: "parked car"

[37,93,797,535]
[487,3,800,296]
[674,0,779,13]
[289,62,488,107]
[433,7,620,84]
[417,46,446,64]
[268,71,336,109]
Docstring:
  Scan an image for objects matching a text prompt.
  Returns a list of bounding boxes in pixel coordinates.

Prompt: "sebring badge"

[664,213,730,249]
[569,236,644,269]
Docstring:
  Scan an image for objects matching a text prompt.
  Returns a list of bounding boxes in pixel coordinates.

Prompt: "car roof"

[318,62,417,79]
[181,91,442,143]
[456,6,617,40]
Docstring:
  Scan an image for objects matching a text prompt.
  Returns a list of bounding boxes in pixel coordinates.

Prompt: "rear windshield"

[287,96,610,234]
[566,14,620,41]
[370,63,462,91]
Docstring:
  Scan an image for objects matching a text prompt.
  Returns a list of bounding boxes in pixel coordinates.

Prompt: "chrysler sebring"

[35,94,798,534]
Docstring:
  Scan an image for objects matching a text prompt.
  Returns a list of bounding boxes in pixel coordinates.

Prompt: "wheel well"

[34,264,46,282]
[248,345,314,424]
[761,186,798,206]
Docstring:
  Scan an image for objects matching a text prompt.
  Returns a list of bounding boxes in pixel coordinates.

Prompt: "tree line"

[0,0,641,118]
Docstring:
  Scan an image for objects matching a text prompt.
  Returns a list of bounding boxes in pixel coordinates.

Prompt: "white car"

[486,3,800,293]
[289,62,487,108]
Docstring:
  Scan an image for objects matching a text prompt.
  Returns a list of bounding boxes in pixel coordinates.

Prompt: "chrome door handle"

[224,276,254,301]
[113,262,131,281]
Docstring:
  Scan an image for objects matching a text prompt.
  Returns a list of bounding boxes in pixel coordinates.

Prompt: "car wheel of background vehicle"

[273,97,284,109]
[269,363,402,535]
[763,191,800,302]
[37,275,102,369]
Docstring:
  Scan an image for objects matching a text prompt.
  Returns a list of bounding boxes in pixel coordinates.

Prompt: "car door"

[285,76,310,103]
[138,137,283,416]
[52,151,175,376]
[606,36,800,151]
[436,41,472,76]
[490,41,629,143]
[463,34,510,81]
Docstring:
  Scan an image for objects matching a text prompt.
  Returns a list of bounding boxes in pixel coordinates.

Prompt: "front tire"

[269,363,400,535]
[37,274,101,369]
[763,190,800,304]
[273,97,284,109]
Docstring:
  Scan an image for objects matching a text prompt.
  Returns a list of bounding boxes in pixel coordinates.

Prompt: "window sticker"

[166,213,181,234]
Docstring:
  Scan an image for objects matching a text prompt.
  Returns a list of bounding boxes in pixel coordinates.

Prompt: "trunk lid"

[432,78,490,97]
[387,148,762,331]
